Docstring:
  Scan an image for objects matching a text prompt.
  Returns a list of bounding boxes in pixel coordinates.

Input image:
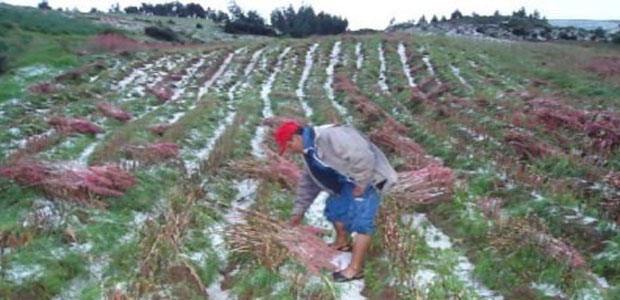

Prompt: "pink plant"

[262,116,307,129]
[504,130,562,160]
[584,56,620,78]
[147,85,172,102]
[125,143,179,164]
[390,164,454,205]
[232,146,302,190]
[27,82,57,95]
[426,83,451,100]
[0,158,137,207]
[97,102,132,121]
[148,123,173,136]
[370,127,429,169]
[49,117,103,135]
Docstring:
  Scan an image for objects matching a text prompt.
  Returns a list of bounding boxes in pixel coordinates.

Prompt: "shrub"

[612,32,620,44]
[144,26,181,43]
[0,55,7,74]
[196,23,203,29]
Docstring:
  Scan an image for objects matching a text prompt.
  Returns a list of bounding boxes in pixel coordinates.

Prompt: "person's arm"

[289,171,321,225]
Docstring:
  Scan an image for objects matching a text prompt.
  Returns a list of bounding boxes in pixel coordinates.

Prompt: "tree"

[431,15,439,24]
[124,6,139,14]
[270,5,347,37]
[451,9,463,20]
[418,15,428,26]
[38,0,51,10]
[513,7,527,18]
[440,16,447,22]
[593,27,606,39]
[109,3,120,13]
[494,10,501,17]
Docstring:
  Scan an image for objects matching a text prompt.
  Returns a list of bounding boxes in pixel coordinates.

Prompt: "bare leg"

[329,221,348,249]
[340,233,371,277]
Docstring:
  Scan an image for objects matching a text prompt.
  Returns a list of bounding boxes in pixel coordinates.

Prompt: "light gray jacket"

[292,124,398,216]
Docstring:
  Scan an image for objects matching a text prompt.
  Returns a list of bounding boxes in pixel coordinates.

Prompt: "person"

[273,121,398,282]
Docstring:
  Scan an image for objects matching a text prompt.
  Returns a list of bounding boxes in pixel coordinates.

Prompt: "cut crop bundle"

[96,102,132,121]
[226,209,347,275]
[585,111,620,152]
[370,127,429,168]
[262,116,307,129]
[526,98,587,131]
[492,217,587,269]
[125,143,179,164]
[48,117,103,135]
[148,123,173,136]
[231,147,301,190]
[504,130,562,160]
[0,158,137,207]
[53,61,105,83]
[389,164,454,205]
[27,82,57,95]
[147,85,172,102]
[426,82,451,101]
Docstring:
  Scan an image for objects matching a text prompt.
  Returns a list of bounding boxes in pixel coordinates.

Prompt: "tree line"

[120,1,348,37]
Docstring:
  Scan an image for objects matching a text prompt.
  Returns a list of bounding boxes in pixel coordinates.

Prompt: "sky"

[2,0,619,30]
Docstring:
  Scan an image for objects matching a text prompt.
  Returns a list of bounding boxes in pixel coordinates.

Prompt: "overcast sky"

[3,0,619,29]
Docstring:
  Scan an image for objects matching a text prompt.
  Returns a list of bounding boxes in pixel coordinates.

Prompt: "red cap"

[274,122,300,155]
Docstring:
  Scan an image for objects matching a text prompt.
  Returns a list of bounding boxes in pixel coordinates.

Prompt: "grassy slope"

[1,5,620,299]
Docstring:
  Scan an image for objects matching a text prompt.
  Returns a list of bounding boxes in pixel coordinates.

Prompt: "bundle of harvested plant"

[527,98,587,131]
[148,123,173,136]
[125,143,179,164]
[231,147,301,190]
[262,116,307,129]
[27,82,57,95]
[492,217,587,269]
[0,158,137,207]
[147,85,172,102]
[426,83,450,100]
[389,164,454,205]
[53,61,105,83]
[97,102,132,121]
[585,118,620,151]
[226,209,344,275]
[504,130,562,159]
[370,127,428,168]
[49,117,103,135]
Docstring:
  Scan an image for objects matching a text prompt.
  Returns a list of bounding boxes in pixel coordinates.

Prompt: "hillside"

[549,20,620,32]
[1,4,620,300]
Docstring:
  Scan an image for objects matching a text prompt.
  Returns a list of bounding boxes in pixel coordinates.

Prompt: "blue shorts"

[323,185,381,234]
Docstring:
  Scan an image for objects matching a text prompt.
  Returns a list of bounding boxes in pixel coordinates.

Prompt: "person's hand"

[353,184,365,197]
[288,214,302,227]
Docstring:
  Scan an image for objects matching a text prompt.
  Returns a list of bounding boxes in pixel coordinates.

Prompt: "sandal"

[332,270,364,282]
[328,243,353,252]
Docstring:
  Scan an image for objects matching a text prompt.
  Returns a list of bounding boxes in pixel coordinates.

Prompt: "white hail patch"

[353,42,363,83]
[398,42,416,88]
[450,65,474,91]
[402,213,503,299]
[307,192,366,299]
[377,43,389,93]
[297,43,319,118]
[75,133,104,165]
[251,47,291,159]
[198,53,235,100]
[324,41,349,119]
